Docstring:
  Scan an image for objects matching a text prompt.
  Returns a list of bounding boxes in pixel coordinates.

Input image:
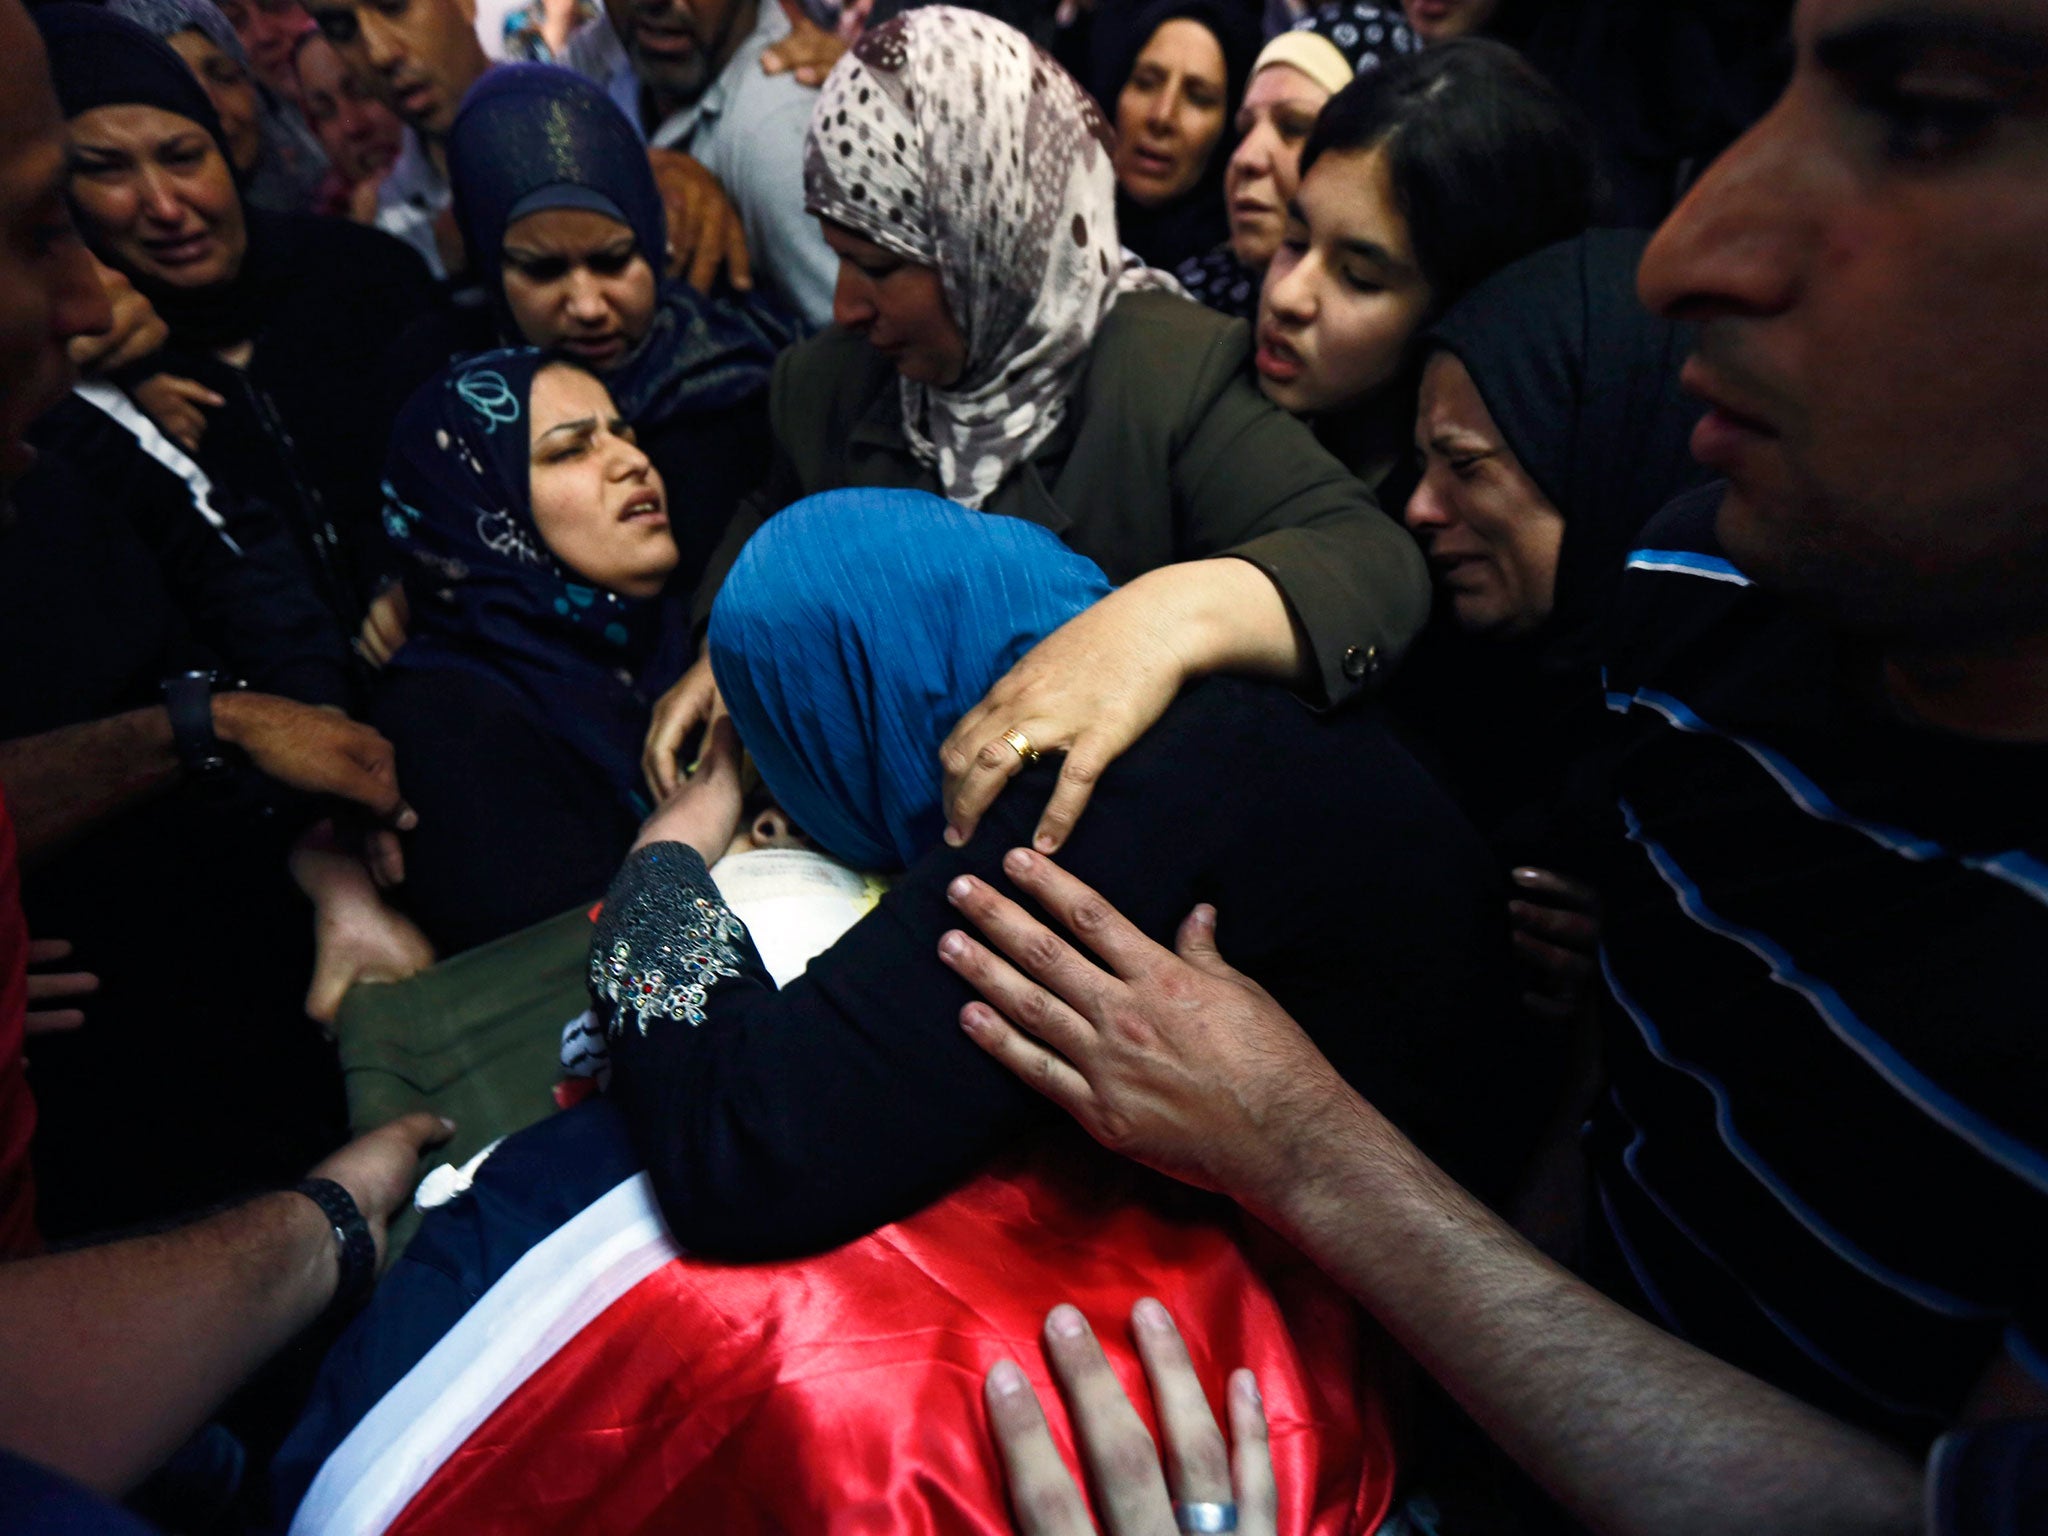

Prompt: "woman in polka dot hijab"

[802,6,1182,509]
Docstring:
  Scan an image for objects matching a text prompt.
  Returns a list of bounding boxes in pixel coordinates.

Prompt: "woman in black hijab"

[1392,229,1714,865]
[1106,0,1261,272]
[39,4,438,629]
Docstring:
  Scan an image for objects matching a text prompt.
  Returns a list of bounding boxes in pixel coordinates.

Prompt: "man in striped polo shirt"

[941,0,2048,1526]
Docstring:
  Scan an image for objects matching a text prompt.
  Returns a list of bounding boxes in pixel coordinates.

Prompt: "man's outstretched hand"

[212,693,416,831]
[936,848,1356,1205]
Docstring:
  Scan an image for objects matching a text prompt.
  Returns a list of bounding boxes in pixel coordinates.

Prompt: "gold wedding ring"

[1000,727,1041,764]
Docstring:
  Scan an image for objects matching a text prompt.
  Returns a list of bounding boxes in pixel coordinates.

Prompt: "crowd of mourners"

[0,0,2041,1527]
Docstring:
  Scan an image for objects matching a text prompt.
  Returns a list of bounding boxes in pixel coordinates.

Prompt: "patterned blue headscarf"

[707,490,1113,871]
[382,349,691,816]
[445,65,802,432]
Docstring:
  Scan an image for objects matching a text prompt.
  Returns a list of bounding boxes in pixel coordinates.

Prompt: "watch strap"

[293,1176,377,1317]
[161,671,230,778]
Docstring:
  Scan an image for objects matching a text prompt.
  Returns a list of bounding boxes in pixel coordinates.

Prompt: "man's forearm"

[0,708,181,866]
[1250,1092,1921,1536]
[0,1191,336,1494]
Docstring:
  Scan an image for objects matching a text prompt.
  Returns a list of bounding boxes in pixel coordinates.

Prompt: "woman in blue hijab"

[386,65,803,600]
[373,348,693,955]
[709,491,1114,872]
[588,486,1547,1260]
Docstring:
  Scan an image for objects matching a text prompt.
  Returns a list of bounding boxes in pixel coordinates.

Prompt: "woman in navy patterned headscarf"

[374,349,694,954]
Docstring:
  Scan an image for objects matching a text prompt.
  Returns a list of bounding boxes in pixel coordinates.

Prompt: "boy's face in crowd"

[304,0,483,138]
[0,0,112,487]
[1640,0,2048,643]
[605,0,752,108]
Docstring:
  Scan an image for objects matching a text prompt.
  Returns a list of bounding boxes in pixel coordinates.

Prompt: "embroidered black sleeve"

[589,842,766,1037]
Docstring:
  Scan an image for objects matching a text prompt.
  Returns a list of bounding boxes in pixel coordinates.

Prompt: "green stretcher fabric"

[332,903,594,1257]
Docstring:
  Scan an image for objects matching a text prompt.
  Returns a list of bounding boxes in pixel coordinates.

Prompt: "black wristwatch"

[293,1176,377,1318]
[160,669,235,779]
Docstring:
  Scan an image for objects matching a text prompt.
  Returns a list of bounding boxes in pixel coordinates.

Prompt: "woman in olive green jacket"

[644,7,1429,854]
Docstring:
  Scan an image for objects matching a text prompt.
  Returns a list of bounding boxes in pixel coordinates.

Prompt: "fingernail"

[438,1117,457,1132]
[1004,847,1032,876]
[944,826,964,847]
[938,931,964,960]
[1134,1296,1171,1332]
[1046,1304,1085,1339]
[1234,1370,1261,1407]
[948,875,973,903]
[958,1005,986,1034]
[989,1359,1027,1397]
[1511,868,1540,884]
[1034,835,1058,854]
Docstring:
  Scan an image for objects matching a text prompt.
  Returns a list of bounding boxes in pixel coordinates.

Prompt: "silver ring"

[1173,1502,1238,1533]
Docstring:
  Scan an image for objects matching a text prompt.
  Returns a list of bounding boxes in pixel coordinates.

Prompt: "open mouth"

[620,489,667,527]
[1253,327,1304,384]
[1128,146,1176,178]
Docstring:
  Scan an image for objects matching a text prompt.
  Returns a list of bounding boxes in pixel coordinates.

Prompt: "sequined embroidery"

[589,846,751,1036]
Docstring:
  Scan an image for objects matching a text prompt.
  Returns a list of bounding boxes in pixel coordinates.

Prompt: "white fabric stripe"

[72,381,241,553]
[290,1174,681,1536]
[1623,551,1752,586]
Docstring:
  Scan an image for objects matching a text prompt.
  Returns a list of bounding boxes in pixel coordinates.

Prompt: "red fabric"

[0,790,38,1258]
[388,1137,1396,1535]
